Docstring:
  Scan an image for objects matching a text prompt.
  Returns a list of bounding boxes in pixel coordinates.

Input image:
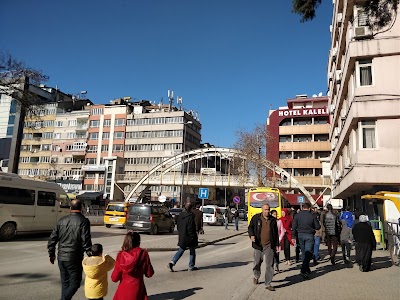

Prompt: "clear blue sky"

[0,0,332,147]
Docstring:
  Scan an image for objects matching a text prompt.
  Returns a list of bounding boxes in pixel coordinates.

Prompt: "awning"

[76,192,103,201]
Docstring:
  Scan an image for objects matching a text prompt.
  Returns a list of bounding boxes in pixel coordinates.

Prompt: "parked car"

[238,208,248,221]
[201,205,224,225]
[169,208,183,224]
[125,203,175,235]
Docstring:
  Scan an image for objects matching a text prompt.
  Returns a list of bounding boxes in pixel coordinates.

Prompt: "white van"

[0,173,70,241]
[201,205,224,225]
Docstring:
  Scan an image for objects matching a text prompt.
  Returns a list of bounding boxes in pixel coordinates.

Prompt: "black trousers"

[283,235,291,261]
[58,260,83,300]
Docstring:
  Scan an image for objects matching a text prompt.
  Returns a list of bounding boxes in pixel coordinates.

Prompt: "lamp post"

[180,121,193,208]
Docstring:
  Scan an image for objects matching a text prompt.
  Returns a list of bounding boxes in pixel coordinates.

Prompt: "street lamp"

[180,120,193,208]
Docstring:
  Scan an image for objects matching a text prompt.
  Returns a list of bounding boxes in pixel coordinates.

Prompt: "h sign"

[198,188,209,199]
[297,196,305,204]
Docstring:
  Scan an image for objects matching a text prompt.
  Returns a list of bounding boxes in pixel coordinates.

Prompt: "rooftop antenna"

[167,90,174,111]
[177,96,183,110]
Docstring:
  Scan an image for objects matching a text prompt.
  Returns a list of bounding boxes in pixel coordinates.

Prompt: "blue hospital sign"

[297,196,305,204]
[198,188,209,199]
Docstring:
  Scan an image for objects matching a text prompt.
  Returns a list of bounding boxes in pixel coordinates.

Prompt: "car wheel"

[169,223,175,233]
[105,224,111,228]
[151,225,159,235]
[0,222,16,241]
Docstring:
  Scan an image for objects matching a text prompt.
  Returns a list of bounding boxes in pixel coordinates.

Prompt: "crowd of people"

[247,202,377,291]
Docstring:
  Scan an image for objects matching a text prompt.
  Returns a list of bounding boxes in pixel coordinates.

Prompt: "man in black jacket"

[168,200,198,272]
[248,203,279,291]
[292,202,321,279]
[48,199,92,300]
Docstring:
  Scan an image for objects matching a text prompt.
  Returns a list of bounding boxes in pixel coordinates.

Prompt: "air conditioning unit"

[335,70,342,84]
[332,46,338,61]
[334,127,340,137]
[329,104,336,115]
[344,158,352,169]
[354,26,372,39]
[340,108,347,119]
[337,13,343,25]
[335,170,342,182]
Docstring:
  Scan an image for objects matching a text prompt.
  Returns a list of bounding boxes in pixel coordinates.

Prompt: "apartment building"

[267,95,331,206]
[123,101,201,202]
[327,0,400,207]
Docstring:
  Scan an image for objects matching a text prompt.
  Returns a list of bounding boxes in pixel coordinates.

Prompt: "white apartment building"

[327,0,400,208]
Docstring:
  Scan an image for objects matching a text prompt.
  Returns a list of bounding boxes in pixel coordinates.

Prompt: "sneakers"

[300,272,309,280]
[188,267,199,271]
[253,278,259,285]
[167,262,174,272]
[265,286,276,291]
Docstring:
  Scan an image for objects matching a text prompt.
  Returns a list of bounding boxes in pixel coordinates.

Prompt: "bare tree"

[0,51,49,112]
[233,123,276,187]
[292,0,399,30]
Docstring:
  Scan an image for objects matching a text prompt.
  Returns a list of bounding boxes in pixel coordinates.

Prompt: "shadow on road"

[149,287,203,300]
[0,272,55,287]
[370,256,393,270]
[200,260,252,270]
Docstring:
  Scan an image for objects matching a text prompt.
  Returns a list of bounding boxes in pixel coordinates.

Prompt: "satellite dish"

[312,94,317,97]
[318,92,323,97]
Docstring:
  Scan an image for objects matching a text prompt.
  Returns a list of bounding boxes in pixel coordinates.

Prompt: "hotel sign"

[278,107,328,117]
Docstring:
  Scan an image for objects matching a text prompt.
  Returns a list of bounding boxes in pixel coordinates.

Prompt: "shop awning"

[76,192,103,201]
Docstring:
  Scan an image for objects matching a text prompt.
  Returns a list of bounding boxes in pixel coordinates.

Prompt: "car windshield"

[106,205,124,212]
[129,206,150,216]
[202,208,215,214]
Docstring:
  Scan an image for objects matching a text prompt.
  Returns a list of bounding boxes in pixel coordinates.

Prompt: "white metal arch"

[124,147,318,207]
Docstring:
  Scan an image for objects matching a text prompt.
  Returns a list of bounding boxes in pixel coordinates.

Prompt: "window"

[113,144,124,152]
[68,120,77,127]
[66,145,73,151]
[43,132,53,139]
[294,151,313,159]
[102,132,110,140]
[357,59,373,86]
[91,108,103,115]
[114,132,124,139]
[85,158,96,165]
[89,132,99,140]
[315,151,330,158]
[115,119,125,126]
[90,120,100,128]
[8,115,15,125]
[279,152,292,159]
[40,156,50,163]
[104,119,111,127]
[20,157,30,163]
[101,145,109,152]
[293,135,312,142]
[279,119,292,126]
[67,132,76,139]
[6,126,13,136]
[293,118,312,125]
[37,191,56,206]
[294,168,313,176]
[314,117,328,124]
[357,9,368,26]
[279,135,291,142]
[359,120,376,149]
[87,145,98,153]
[314,134,329,142]
[0,187,35,205]
[55,121,63,127]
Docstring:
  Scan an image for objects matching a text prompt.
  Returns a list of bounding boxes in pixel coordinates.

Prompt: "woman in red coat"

[280,208,294,265]
[111,232,154,300]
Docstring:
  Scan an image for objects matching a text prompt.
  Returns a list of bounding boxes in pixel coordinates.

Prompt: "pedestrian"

[82,243,115,300]
[352,214,376,272]
[339,219,353,264]
[233,208,239,231]
[192,204,204,235]
[313,210,322,265]
[323,204,341,265]
[270,209,285,273]
[248,203,279,291]
[292,202,321,280]
[291,208,301,263]
[112,231,154,300]
[340,206,354,228]
[47,199,92,300]
[280,208,294,265]
[86,205,90,216]
[168,200,199,272]
[224,205,229,230]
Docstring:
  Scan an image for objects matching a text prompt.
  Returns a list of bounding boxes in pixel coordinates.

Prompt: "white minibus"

[0,172,71,241]
[201,205,224,225]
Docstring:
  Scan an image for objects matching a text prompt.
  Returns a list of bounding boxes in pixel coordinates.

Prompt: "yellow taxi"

[103,202,130,228]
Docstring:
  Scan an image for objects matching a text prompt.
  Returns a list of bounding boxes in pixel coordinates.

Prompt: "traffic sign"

[233,196,240,204]
[297,195,305,204]
[158,195,166,203]
[198,188,209,199]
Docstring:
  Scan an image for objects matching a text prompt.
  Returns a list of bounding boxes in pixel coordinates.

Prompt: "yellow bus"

[361,191,400,266]
[247,187,287,224]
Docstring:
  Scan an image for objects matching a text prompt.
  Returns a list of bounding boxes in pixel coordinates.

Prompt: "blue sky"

[0,0,332,147]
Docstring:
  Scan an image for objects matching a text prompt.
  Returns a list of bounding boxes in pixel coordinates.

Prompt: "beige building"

[327,0,400,207]
[267,95,331,206]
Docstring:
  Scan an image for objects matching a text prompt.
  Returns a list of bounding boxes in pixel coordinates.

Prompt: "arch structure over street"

[121,147,320,207]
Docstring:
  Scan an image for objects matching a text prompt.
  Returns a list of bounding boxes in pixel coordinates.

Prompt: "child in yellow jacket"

[82,244,115,300]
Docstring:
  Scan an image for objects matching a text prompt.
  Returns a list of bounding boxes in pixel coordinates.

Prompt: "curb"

[144,231,246,252]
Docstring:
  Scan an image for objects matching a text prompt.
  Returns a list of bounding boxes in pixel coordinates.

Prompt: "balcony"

[81,164,106,171]
[76,124,88,131]
[279,141,331,151]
